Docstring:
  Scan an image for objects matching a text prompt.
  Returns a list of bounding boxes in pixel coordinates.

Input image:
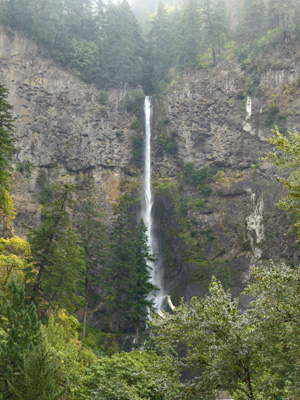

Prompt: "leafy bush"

[265,101,287,131]
[97,91,108,105]
[183,163,218,193]
[83,351,181,400]
[131,135,144,162]
[124,89,145,117]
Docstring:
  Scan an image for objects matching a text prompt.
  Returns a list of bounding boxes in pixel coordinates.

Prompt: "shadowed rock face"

[1,27,300,307]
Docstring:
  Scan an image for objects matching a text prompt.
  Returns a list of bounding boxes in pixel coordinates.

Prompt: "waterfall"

[142,96,165,311]
[246,96,252,120]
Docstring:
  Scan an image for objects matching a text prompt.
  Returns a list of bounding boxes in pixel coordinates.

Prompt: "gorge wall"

[1,27,300,309]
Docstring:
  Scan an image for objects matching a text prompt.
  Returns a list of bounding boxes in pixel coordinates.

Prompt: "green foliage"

[101,195,157,333]
[7,341,66,400]
[157,130,178,154]
[41,314,88,399]
[97,90,108,105]
[244,262,300,398]
[264,127,300,239]
[27,183,86,316]
[0,85,15,220]
[0,279,41,398]
[70,38,99,80]
[83,351,181,400]
[0,236,31,286]
[131,135,144,162]
[16,160,33,178]
[2,0,300,92]
[125,89,145,117]
[183,162,218,195]
[151,278,264,400]
[36,169,54,205]
[265,101,287,131]
[76,177,109,338]
[83,325,119,355]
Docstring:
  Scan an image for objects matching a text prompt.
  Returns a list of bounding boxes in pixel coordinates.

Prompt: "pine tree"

[237,0,266,43]
[0,280,41,398]
[100,0,145,87]
[27,183,85,317]
[200,0,228,65]
[0,85,15,222]
[176,0,202,68]
[148,2,174,82]
[103,196,156,334]
[76,178,109,338]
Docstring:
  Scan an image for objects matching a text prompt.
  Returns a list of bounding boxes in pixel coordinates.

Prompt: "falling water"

[142,96,165,311]
[246,96,252,120]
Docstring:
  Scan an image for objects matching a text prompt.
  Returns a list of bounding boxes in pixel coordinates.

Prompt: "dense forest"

[2,0,300,399]
[1,0,300,93]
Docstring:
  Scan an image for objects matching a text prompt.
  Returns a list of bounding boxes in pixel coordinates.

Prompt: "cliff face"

[153,52,300,298]
[1,28,299,304]
[0,28,142,237]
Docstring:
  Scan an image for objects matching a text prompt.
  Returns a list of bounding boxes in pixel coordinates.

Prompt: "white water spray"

[246,96,252,120]
[142,96,165,311]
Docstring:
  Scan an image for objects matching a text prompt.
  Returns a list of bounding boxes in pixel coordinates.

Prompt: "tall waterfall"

[142,96,165,311]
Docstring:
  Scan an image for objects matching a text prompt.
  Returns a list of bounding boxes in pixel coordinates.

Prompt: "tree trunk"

[245,369,254,400]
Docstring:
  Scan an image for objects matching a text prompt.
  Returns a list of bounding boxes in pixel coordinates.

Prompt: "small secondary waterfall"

[246,96,252,120]
[142,96,165,311]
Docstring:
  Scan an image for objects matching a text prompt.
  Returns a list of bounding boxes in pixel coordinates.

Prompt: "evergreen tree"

[200,0,228,65]
[100,0,145,87]
[27,183,85,317]
[268,0,295,32]
[8,341,66,400]
[0,85,15,221]
[0,280,41,398]
[176,0,202,68]
[76,178,109,338]
[103,196,156,334]
[148,2,174,83]
[237,0,266,43]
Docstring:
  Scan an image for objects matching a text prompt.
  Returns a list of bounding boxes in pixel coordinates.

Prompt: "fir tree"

[0,85,15,221]
[176,0,201,68]
[103,196,156,334]
[0,280,41,398]
[76,178,109,338]
[27,183,85,317]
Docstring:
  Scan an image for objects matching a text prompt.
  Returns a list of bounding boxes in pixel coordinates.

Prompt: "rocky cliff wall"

[0,27,142,237]
[1,27,300,304]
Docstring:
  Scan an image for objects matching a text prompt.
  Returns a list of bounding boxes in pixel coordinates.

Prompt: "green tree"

[7,341,66,400]
[151,278,268,400]
[103,195,156,335]
[83,350,181,400]
[176,0,202,68]
[76,179,109,339]
[100,0,145,87]
[200,0,228,66]
[41,313,88,399]
[0,236,31,287]
[244,262,300,398]
[237,0,266,43]
[264,127,300,238]
[148,2,174,83]
[268,0,297,32]
[0,280,41,398]
[0,85,15,223]
[27,183,85,317]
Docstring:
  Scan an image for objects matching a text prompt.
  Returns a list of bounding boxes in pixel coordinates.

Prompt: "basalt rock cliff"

[1,27,300,309]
